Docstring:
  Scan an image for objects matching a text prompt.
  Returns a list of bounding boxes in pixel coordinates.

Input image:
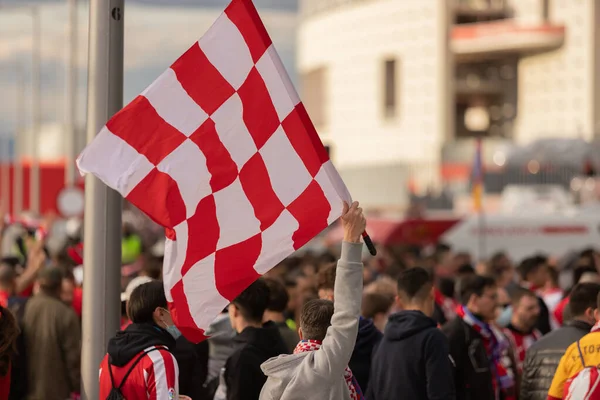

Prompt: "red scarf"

[434,288,457,322]
[293,340,363,400]
[457,306,516,400]
[591,321,600,333]
[503,326,542,372]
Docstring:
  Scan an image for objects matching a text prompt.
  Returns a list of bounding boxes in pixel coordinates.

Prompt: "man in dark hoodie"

[367,267,455,400]
[317,262,382,393]
[99,280,186,399]
[216,278,288,400]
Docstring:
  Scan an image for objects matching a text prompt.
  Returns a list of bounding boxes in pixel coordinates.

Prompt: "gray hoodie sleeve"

[311,241,363,379]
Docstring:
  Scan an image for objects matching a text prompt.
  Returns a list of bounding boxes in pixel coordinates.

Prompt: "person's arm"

[547,350,572,400]
[15,240,46,294]
[61,309,81,393]
[442,323,466,400]
[146,349,179,398]
[311,201,365,379]
[425,330,456,400]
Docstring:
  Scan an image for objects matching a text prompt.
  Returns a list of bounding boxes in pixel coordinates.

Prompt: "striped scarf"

[293,340,363,400]
[591,321,600,333]
[457,305,516,400]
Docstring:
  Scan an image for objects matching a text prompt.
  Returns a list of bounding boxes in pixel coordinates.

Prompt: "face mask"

[496,305,512,327]
[165,324,182,340]
[161,309,182,340]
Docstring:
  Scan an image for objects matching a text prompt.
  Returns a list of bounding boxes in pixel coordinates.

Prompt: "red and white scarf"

[434,288,458,322]
[457,306,516,400]
[591,321,600,333]
[503,326,542,372]
[293,340,363,400]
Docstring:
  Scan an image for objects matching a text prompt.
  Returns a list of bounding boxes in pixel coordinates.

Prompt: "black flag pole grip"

[362,232,377,256]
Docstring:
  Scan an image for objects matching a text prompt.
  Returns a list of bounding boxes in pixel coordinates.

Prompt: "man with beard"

[443,275,518,400]
[502,289,541,374]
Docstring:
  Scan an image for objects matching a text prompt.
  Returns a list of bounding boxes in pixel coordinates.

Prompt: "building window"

[383,59,398,119]
[301,67,327,129]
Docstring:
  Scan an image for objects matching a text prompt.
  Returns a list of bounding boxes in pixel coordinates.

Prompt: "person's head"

[60,269,76,306]
[569,283,600,325]
[36,267,64,297]
[510,288,540,331]
[362,292,394,332]
[264,278,289,321]
[396,267,436,317]
[316,263,336,301]
[299,299,334,341]
[460,275,497,322]
[0,306,19,375]
[490,252,515,288]
[518,256,548,288]
[546,266,559,290]
[127,280,176,335]
[574,265,598,285]
[0,264,16,294]
[229,278,269,333]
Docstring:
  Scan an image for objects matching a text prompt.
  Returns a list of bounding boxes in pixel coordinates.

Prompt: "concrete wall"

[298,0,451,170]
[512,0,597,143]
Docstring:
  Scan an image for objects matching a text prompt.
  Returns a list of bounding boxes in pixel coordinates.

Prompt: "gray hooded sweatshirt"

[259,242,363,400]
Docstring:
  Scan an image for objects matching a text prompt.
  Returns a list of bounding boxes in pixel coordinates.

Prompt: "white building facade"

[298,0,600,211]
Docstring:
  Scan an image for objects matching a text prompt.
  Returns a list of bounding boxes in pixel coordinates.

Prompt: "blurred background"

[2,0,600,260]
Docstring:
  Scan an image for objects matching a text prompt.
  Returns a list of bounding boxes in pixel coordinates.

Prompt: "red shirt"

[0,362,11,400]
[72,287,83,317]
[0,291,9,308]
[554,296,570,326]
[503,325,542,372]
[99,346,178,399]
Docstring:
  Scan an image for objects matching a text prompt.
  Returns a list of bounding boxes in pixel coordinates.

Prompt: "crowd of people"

[2,202,600,399]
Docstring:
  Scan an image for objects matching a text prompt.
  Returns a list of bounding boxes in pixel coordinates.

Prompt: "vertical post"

[80,0,123,398]
[1,136,9,213]
[65,0,78,187]
[13,63,24,215]
[30,7,41,214]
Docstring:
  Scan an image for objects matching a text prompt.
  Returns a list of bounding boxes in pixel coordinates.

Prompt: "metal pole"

[13,63,24,215]
[65,0,78,187]
[1,136,9,213]
[30,7,41,214]
[80,0,123,398]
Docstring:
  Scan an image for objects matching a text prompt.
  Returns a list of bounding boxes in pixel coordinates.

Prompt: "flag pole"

[80,0,123,398]
[476,137,486,262]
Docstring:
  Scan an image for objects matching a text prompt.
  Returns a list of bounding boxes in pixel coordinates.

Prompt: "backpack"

[565,340,600,400]
[106,347,163,400]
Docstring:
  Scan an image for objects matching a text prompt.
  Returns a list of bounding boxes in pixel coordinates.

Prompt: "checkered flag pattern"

[77,0,352,342]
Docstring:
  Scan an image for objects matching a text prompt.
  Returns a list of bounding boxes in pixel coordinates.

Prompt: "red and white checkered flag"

[77,0,351,342]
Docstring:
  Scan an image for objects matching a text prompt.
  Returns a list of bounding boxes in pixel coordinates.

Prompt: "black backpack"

[106,347,163,400]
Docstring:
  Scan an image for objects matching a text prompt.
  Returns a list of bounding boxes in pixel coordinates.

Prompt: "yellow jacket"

[548,331,600,399]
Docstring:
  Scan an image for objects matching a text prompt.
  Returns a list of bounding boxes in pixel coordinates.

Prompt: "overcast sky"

[0,0,298,143]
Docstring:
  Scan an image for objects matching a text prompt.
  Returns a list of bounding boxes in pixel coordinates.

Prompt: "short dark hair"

[37,267,64,295]
[397,267,433,303]
[264,278,289,313]
[300,299,334,341]
[362,292,393,319]
[511,288,537,306]
[127,281,167,324]
[458,275,496,305]
[316,263,336,291]
[574,265,597,285]
[518,256,546,281]
[457,264,476,276]
[568,283,600,316]
[232,278,269,324]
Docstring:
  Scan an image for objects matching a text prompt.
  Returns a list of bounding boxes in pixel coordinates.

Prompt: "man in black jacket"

[518,256,552,334]
[443,275,518,400]
[367,267,455,400]
[219,278,288,400]
[520,282,600,400]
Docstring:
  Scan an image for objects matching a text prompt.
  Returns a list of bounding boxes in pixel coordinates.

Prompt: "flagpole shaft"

[65,0,78,187]
[80,0,123,398]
